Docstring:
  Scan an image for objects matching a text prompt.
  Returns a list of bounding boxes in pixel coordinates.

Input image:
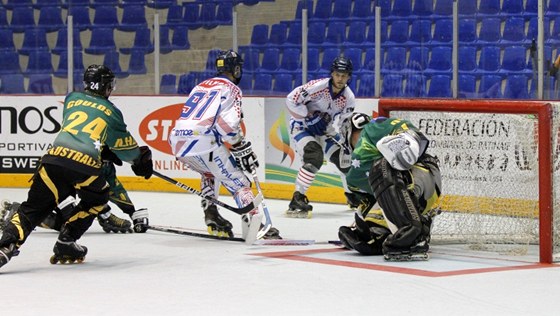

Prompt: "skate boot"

[286,192,313,218]
[263,226,282,240]
[98,211,133,233]
[0,200,20,230]
[50,234,88,264]
[383,239,430,262]
[39,211,61,231]
[204,204,233,237]
[0,243,20,269]
[344,192,361,211]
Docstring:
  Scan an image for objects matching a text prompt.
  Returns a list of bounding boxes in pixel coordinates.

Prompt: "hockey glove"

[131,146,153,179]
[100,146,123,166]
[231,141,259,172]
[305,112,331,136]
[131,208,149,233]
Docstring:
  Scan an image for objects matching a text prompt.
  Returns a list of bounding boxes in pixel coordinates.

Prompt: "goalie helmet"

[216,50,244,85]
[83,64,115,98]
[331,56,353,75]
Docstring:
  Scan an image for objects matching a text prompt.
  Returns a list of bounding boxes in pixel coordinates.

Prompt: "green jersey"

[41,91,141,175]
[346,117,420,195]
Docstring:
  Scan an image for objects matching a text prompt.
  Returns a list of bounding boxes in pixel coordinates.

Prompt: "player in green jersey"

[0,65,153,268]
[339,116,442,261]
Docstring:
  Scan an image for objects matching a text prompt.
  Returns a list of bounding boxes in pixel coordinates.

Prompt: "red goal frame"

[378,99,554,263]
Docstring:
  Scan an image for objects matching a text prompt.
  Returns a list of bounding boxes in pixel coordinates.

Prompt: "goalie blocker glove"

[231,140,259,172]
[131,146,153,179]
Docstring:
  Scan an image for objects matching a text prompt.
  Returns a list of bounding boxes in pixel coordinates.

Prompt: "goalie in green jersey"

[0,65,154,268]
[339,115,442,261]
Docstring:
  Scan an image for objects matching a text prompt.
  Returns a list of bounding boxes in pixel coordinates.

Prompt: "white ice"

[1,188,560,316]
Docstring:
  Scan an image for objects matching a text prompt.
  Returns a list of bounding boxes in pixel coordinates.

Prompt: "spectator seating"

[170,26,191,50]
[19,29,50,55]
[331,0,352,21]
[458,74,477,98]
[503,75,530,99]
[91,5,119,28]
[279,48,301,73]
[268,23,288,47]
[260,47,281,73]
[102,50,129,78]
[479,75,503,98]
[67,5,92,31]
[177,72,197,94]
[273,73,293,94]
[37,6,65,32]
[356,73,375,97]
[127,49,147,74]
[54,50,85,77]
[24,50,53,75]
[85,27,116,54]
[118,5,148,32]
[28,74,54,94]
[0,51,21,75]
[0,29,16,52]
[427,75,451,97]
[199,2,218,29]
[252,73,273,94]
[120,27,154,54]
[160,73,177,94]
[52,28,83,54]
[381,74,404,97]
[10,6,36,33]
[0,74,26,94]
[403,74,427,97]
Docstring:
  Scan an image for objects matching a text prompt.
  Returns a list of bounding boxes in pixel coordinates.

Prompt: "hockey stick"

[148,225,245,242]
[250,169,272,240]
[152,170,263,215]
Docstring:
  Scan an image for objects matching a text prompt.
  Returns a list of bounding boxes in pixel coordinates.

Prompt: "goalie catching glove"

[131,146,153,179]
[231,140,259,172]
[376,130,427,171]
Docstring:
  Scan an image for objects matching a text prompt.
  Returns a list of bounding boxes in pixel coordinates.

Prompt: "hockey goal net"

[378,99,560,263]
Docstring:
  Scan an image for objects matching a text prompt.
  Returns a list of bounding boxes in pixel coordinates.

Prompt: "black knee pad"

[302,141,323,170]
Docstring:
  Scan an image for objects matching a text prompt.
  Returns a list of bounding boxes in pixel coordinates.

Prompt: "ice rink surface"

[1,187,559,316]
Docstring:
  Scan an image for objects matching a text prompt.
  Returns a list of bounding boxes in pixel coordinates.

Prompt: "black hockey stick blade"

[152,170,262,215]
[148,225,245,242]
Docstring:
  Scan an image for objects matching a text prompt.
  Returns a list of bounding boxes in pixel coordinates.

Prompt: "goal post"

[378,99,558,263]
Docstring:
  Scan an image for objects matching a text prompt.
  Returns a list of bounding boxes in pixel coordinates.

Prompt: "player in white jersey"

[285,56,357,218]
[168,50,279,239]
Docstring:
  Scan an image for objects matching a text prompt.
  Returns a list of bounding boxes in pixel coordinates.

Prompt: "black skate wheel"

[102,227,112,233]
[49,256,58,264]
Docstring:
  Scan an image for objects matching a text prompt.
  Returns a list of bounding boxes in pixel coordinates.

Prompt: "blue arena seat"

[0,74,25,94]
[120,0,147,7]
[204,49,221,71]
[252,73,272,94]
[458,0,477,16]
[66,5,92,31]
[351,0,372,20]
[307,21,327,47]
[37,6,65,32]
[363,47,376,72]
[458,19,477,44]
[89,0,119,8]
[0,8,7,27]
[10,6,36,33]
[157,26,173,54]
[127,49,147,74]
[215,2,233,25]
[199,2,218,29]
[501,17,527,44]
[356,73,375,97]
[428,46,453,73]
[170,26,191,50]
[324,21,346,47]
[250,24,269,49]
[458,74,477,98]
[147,0,175,9]
[120,27,154,54]
[478,18,502,44]
[182,2,201,30]
[458,46,477,72]
[503,75,530,99]
[478,46,501,73]
[392,0,412,17]
[62,0,90,9]
[383,46,406,72]
[285,21,302,46]
[427,75,451,97]
[4,0,33,10]
[160,73,177,94]
[478,0,501,16]
[331,0,352,20]
[279,48,301,73]
[268,23,288,47]
[344,48,363,72]
[528,17,550,41]
[273,73,294,94]
[321,48,342,71]
[412,0,434,17]
[386,20,409,45]
[0,51,21,75]
[431,19,452,44]
[102,50,129,78]
[409,19,432,44]
[501,46,528,74]
[501,0,524,15]
[19,29,50,55]
[91,6,119,28]
[312,0,332,21]
[547,17,560,44]
[238,73,253,92]
[0,29,16,52]
[433,0,452,17]
[54,50,85,78]
[366,20,388,44]
[118,5,148,32]
[406,46,429,71]
[240,47,260,74]
[346,21,366,47]
[164,4,184,28]
[24,50,53,75]
[177,72,197,94]
[479,75,503,98]
[85,27,116,54]
[295,0,314,20]
[377,0,392,17]
[28,74,54,94]
[52,28,82,54]
[260,47,281,73]
[307,47,321,72]
[403,74,427,97]
[525,0,538,15]
[381,74,403,97]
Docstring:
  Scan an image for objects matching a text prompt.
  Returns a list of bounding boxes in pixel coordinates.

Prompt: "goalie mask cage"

[378,99,559,264]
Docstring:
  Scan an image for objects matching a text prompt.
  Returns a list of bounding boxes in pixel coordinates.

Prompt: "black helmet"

[331,56,353,75]
[216,50,243,85]
[83,64,116,98]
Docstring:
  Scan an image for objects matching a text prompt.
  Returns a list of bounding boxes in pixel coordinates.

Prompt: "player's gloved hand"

[131,146,153,179]
[100,145,123,166]
[305,112,331,136]
[131,208,149,233]
[231,140,259,172]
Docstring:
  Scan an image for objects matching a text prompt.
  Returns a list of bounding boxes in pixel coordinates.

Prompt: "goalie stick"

[250,169,272,240]
[152,170,263,215]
